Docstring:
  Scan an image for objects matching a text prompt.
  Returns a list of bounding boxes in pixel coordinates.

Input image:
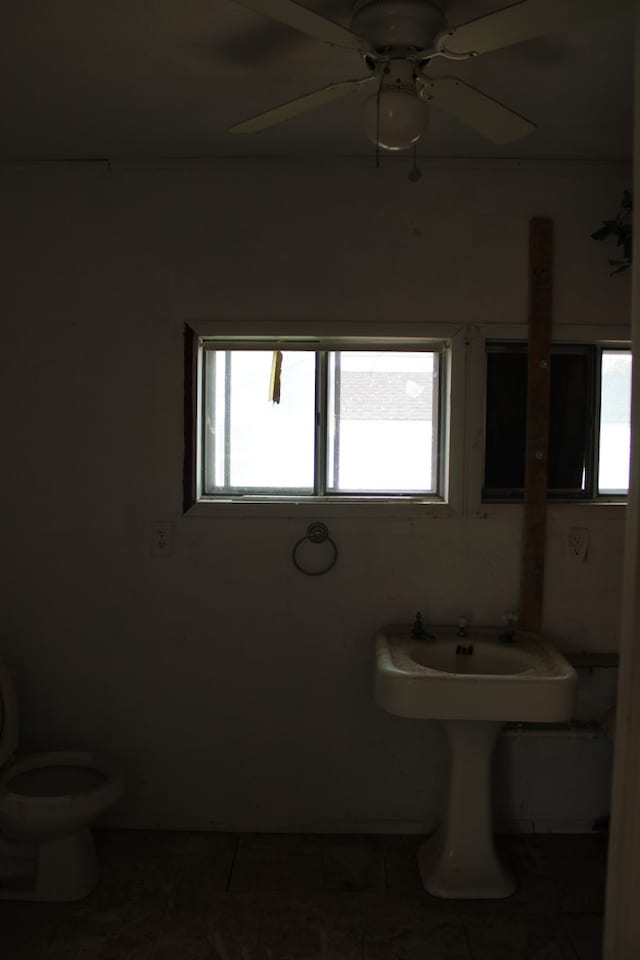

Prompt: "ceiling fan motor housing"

[351,0,447,52]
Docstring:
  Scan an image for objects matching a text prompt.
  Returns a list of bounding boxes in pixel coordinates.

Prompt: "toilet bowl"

[0,660,124,901]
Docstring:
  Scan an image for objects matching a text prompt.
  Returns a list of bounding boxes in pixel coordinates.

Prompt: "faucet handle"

[410,611,435,641]
[502,611,518,627]
[457,617,469,631]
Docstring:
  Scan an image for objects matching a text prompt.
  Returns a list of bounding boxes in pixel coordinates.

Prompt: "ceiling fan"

[225,0,625,152]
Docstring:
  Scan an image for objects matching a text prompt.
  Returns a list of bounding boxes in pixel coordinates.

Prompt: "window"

[599,350,633,494]
[483,342,631,500]
[197,341,446,500]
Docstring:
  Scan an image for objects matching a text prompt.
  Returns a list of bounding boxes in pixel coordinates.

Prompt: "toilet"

[0,659,124,901]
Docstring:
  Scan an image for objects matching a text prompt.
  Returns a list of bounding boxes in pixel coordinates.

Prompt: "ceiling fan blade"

[420,76,536,144]
[441,0,626,58]
[202,22,307,67]
[205,0,350,66]
[229,0,367,50]
[229,76,376,133]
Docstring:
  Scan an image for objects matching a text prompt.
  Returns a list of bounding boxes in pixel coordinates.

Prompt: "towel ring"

[292,522,338,576]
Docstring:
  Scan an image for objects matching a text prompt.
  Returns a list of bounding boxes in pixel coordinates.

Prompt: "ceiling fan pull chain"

[409,145,421,183]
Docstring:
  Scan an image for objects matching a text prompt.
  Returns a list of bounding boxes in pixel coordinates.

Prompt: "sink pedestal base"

[418,719,515,899]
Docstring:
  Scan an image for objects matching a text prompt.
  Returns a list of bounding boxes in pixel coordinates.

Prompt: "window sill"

[473,500,627,521]
[185,496,455,520]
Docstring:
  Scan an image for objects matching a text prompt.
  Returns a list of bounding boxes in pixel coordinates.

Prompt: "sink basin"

[409,640,533,675]
[373,623,577,899]
[374,626,576,723]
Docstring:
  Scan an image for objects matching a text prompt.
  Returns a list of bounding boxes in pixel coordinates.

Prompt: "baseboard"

[97,815,604,836]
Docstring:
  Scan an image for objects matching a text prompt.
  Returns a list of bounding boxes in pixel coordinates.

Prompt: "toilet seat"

[0,750,123,800]
[0,658,124,900]
[0,661,124,841]
[4,754,108,797]
[0,751,123,838]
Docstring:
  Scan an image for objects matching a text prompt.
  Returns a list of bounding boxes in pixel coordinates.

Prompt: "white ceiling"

[0,0,633,160]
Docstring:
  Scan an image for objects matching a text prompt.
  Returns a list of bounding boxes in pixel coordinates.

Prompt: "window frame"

[482,340,631,502]
[200,343,445,500]
[184,320,467,519]
[184,320,629,521]
[464,323,631,517]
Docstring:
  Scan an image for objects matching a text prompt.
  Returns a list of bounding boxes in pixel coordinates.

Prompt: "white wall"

[0,159,631,830]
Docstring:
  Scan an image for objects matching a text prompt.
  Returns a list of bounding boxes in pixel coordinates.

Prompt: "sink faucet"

[457,617,469,639]
[498,611,518,643]
[410,611,435,641]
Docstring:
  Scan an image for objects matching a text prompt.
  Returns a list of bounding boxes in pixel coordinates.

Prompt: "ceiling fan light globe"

[363,90,429,152]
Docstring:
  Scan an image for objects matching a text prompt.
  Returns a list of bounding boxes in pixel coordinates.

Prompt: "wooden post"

[519,218,553,633]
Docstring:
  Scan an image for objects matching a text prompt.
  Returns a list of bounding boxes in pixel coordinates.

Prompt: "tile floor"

[0,830,607,959]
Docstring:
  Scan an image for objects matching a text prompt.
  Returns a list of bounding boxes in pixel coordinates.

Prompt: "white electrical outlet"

[151,522,174,557]
[567,527,589,562]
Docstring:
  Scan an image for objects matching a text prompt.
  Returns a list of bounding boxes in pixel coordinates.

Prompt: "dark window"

[483,343,630,500]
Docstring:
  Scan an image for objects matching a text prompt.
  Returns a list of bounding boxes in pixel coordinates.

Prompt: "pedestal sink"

[374,625,577,899]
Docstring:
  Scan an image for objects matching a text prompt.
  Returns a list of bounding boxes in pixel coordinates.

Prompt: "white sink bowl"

[373,623,577,899]
[374,625,577,723]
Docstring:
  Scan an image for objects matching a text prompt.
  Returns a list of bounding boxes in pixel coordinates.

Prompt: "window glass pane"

[326,351,438,494]
[204,350,316,493]
[484,351,528,493]
[483,346,592,498]
[599,351,632,494]
[548,353,590,493]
